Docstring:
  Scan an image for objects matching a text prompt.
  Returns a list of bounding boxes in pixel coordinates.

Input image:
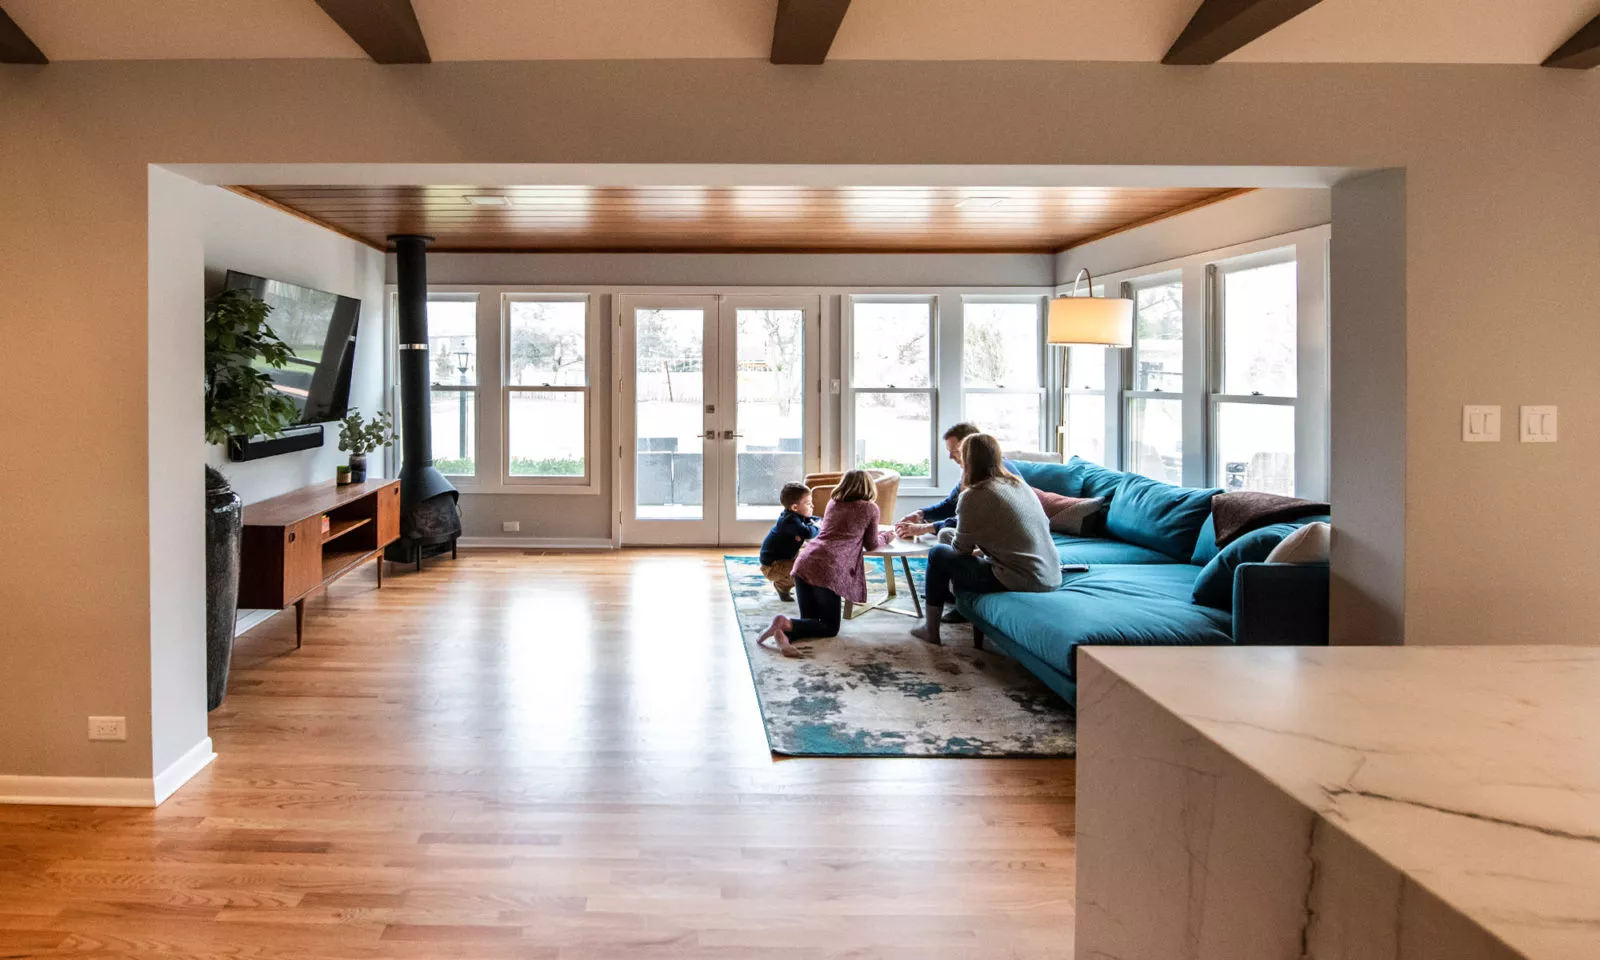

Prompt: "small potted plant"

[338,410,397,483]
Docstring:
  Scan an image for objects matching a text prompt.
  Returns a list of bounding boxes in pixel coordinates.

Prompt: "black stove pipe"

[386,234,459,562]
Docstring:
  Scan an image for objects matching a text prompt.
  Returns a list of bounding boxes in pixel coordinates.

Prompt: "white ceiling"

[6,0,1595,64]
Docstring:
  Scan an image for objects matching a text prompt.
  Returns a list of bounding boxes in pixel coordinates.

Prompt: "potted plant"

[203,288,298,711]
[338,410,397,483]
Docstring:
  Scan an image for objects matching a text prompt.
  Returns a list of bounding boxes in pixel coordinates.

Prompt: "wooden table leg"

[376,556,384,588]
[882,556,896,599]
[294,599,304,649]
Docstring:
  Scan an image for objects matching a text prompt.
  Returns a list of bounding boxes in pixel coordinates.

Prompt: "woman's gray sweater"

[952,479,1062,592]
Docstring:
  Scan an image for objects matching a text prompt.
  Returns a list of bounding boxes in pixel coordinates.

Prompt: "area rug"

[724,555,1076,758]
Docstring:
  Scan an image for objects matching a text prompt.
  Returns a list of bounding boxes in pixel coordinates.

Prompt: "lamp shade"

[1046,294,1134,347]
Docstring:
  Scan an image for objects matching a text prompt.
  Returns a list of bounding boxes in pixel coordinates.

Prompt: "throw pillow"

[1106,475,1222,562]
[1031,488,1106,536]
[1192,522,1297,611]
[1049,496,1107,536]
[1266,521,1331,564]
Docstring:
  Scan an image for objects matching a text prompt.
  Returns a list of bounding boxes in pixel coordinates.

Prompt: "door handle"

[721,430,743,440]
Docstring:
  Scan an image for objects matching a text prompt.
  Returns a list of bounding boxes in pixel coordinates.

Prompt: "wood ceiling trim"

[1163,0,1326,65]
[0,4,47,64]
[313,0,430,64]
[1543,13,1600,69]
[1054,188,1256,253]
[771,0,852,65]
[225,186,388,252]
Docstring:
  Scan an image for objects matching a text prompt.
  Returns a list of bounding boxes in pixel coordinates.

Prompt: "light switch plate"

[1462,405,1500,442]
[1521,406,1557,443]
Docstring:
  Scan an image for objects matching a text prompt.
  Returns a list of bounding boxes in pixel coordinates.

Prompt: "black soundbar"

[227,424,325,462]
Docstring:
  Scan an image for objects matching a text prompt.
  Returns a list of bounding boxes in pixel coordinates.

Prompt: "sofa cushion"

[1192,522,1297,610]
[1052,534,1171,565]
[1190,513,1220,566]
[1105,475,1223,562]
[1014,458,1125,500]
[965,565,1232,678]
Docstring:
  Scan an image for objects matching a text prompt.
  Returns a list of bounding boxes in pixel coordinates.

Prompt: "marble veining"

[1081,645,1600,960]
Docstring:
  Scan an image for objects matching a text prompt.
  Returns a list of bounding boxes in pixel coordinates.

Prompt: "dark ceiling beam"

[771,0,851,65]
[1543,13,1600,69]
[313,0,430,64]
[0,4,47,64]
[1162,0,1325,65]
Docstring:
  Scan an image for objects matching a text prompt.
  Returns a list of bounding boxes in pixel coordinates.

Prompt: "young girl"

[758,469,891,657]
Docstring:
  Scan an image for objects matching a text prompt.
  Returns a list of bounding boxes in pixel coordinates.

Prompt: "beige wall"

[2,60,1598,782]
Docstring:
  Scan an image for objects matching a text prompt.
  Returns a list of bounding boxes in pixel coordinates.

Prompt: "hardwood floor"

[0,549,1077,959]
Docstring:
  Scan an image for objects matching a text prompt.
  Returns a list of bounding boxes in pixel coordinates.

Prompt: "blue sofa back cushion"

[1106,475,1223,562]
[1192,521,1298,610]
[1191,513,1220,566]
[1014,457,1125,500]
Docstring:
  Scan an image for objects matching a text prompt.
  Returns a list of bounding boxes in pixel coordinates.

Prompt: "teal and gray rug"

[724,556,1075,758]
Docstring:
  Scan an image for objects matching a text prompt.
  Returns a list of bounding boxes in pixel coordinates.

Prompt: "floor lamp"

[1046,269,1134,460]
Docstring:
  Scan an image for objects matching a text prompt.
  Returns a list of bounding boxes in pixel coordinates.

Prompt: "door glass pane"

[1063,393,1106,466]
[508,300,587,386]
[431,389,475,476]
[635,308,704,520]
[1223,259,1297,397]
[508,392,584,477]
[1132,282,1183,391]
[1126,397,1183,484]
[963,302,1040,387]
[851,301,931,387]
[1216,402,1295,495]
[853,391,931,480]
[734,308,805,521]
[963,392,1040,453]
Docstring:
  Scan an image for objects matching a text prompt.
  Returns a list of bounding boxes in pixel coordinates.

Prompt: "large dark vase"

[205,466,242,711]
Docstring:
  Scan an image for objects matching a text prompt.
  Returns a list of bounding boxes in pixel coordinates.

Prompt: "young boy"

[759,481,819,602]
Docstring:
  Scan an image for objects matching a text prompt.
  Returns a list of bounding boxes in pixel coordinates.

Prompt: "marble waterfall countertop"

[1080,645,1600,960]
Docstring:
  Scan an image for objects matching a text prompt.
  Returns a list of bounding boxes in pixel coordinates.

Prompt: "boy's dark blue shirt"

[759,509,819,565]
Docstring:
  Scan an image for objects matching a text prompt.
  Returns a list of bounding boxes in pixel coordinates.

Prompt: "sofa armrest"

[1232,562,1329,646]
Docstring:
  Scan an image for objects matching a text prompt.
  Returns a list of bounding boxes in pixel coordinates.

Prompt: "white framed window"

[962,297,1044,453]
[1209,251,1297,495]
[1123,275,1185,485]
[845,296,935,482]
[502,294,596,489]
[425,294,479,480]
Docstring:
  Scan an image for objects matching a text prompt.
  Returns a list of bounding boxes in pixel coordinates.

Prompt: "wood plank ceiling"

[232,184,1247,254]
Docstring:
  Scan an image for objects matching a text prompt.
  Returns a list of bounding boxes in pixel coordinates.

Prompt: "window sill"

[450,480,600,496]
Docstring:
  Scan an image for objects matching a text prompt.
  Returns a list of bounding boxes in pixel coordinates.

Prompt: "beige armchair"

[804,468,900,520]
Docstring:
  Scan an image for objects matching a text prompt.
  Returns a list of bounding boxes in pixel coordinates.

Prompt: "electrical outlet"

[501,520,521,533]
[88,716,126,741]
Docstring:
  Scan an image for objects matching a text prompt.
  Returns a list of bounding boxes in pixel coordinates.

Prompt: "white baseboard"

[0,736,214,808]
[153,736,216,805]
[457,537,615,550]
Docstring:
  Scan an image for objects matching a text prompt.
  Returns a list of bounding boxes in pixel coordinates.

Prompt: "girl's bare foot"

[774,631,803,658]
[758,616,792,648]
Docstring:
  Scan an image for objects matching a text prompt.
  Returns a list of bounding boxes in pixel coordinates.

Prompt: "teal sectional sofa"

[954,458,1329,707]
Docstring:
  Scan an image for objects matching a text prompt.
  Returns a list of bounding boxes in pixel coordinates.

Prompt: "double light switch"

[1462,405,1557,443]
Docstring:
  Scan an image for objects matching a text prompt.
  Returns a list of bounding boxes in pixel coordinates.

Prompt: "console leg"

[451,538,458,560]
[416,551,422,573]
[294,600,304,649]
[376,557,384,588]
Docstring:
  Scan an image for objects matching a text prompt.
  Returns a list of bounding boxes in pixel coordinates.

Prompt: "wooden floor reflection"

[0,548,1077,959]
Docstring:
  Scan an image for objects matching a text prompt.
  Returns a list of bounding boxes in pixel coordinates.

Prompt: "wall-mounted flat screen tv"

[223,270,361,425]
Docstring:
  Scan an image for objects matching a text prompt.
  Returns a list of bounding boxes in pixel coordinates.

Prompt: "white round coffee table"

[844,527,935,620]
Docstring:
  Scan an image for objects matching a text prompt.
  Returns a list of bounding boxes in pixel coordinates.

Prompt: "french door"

[619,294,820,545]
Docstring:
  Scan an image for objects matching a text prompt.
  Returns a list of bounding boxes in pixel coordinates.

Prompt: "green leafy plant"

[338,410,397,457]
[204,289,298,445]
[859,458,930,479]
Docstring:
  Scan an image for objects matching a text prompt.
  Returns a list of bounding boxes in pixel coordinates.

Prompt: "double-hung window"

[425,294,479,478]
[847,297,935,482]
[504,295,591,484]
[962,298,1044,453]
[1123,277,1185,485]
[1209,253,1297,495]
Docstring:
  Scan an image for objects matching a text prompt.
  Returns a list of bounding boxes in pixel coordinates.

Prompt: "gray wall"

[2,59,1597,786]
